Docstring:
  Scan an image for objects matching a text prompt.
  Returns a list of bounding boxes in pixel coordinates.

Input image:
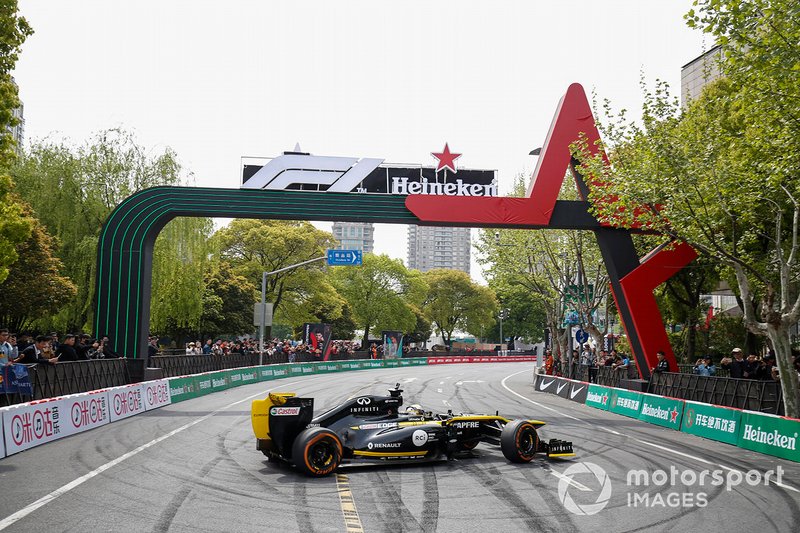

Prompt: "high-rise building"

[680,45,722,106]
[406,225,470,274]
[332,222,374,254]
[7,77,24,149]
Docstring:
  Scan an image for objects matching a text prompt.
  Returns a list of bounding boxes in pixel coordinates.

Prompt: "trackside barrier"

[2,356,532,458]
[1,378,171,459]
[533,376,800,463]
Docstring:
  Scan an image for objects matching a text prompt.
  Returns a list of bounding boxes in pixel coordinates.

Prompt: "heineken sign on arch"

[241,143,497,197]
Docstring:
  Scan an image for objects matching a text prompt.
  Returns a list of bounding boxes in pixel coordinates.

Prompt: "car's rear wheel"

[292,427,343,476]
[500,420,539,463]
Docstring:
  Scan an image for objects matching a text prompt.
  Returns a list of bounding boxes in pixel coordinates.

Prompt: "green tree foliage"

[575,0,800,416]
[319,302,357,341]
[0,1,33,283]
[199,261,257,340]
[422,269,498,346]
[0,0,32,164]
[11,130,189,331]
[488,281,548,344]
[0,214,76,332]
[213,219,341,335]
[150,216,214,340]
[404,305,433,346]
[330,253,426,344]
[476,175,610,359]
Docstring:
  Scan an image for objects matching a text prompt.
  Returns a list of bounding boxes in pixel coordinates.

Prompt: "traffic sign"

[327,249,362,266]
[253,303,273,327]
[575,329,589,344]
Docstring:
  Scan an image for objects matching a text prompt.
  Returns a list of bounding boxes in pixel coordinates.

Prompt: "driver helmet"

[405,404,424,416]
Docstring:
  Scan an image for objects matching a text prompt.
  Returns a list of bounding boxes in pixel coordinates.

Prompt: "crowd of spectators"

[179,337,366,362]
[719,347,800,382]
[541,344,634,382]
[0,328,123,367]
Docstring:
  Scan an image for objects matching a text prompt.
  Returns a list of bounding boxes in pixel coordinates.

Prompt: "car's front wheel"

[500,420,539,463]
[292,427,343,476]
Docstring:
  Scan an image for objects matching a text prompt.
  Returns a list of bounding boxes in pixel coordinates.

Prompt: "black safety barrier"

[649,372,784,415]
[1,360,130,407]
[533,373,589,404]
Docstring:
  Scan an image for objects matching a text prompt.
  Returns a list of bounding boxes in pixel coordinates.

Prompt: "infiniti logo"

[356,397,372,405]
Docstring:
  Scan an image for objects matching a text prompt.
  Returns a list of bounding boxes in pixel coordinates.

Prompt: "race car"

[251,383,574,476]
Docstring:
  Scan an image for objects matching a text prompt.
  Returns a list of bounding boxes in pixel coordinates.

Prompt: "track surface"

[0,363,798,532]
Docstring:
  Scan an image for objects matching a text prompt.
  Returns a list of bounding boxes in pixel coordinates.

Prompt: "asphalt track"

[0,363,798,533]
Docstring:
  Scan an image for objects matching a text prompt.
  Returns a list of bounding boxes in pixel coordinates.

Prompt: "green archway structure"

[94,186,597,362]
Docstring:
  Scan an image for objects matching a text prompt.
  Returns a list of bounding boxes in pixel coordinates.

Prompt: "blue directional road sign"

[327,249,363,266]
[575,329,589,344]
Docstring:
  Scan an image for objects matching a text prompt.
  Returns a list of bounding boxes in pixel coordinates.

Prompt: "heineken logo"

[742,424,797,450]
[587,391,607,404]
[641,403,680,423]
[391,177,497,197]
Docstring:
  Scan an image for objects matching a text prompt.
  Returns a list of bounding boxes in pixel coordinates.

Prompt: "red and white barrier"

[427,356,537,365]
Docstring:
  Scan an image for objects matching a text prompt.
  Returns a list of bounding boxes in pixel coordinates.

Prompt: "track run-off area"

[0,363,798,533]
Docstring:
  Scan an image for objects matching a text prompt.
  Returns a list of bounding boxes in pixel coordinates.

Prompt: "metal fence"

[564,363,637,387]
[1,360,130,406]
[677,364,730,378]
[649,372,784,414]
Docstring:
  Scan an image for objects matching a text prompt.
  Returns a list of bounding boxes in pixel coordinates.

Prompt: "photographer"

[693,356,716,376]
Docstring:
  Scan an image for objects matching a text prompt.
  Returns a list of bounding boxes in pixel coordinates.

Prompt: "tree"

[404,305,433,347]
[330,254,426,345]
[0,214,76,332]
[198,261,257,340]
[476,175,610,360]
[11,130,189,331]
[150,217,215,341]
[423,269,498,347]
[0,1,34,283]
[0,0,32,164]
[488,281,548,344]
[318,302,357,341]
[575,0,800,416]
[213,219,341,336]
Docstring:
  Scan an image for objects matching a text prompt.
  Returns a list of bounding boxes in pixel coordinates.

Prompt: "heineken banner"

[608,388,643,418]
[737,410,800,462]
[585,384,611,411]
[382,331,404,359]
[680,401,742,445]
[638,393,683,430]
[169,376,200,403]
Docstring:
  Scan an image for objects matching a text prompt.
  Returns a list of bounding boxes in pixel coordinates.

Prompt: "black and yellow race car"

[251,384,574,476]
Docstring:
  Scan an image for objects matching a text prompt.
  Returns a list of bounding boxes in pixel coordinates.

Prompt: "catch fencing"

[649,371,783,415]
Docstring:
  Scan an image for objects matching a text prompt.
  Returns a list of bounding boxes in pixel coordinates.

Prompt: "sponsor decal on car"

[367,442,401,449]
[270,407,301,416]
[451,421,480,429]
[357,422,398,430]
[412,429,429,447]
[356,397,371,405]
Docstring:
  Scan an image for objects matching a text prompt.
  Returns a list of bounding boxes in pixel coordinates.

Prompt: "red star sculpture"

[431,143,461,173]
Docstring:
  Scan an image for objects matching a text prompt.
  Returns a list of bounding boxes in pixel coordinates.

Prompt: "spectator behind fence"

[693,356,716,376]
[76,334,91,360]
[652,350,670,374]
[55,334,79,362]
[0,329,12,366]
[12,335,58,365]
[720,348,746,378]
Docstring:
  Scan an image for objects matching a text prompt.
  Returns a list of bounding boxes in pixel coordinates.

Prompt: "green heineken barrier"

[585,384,612,411]
[384,359,400,368]
[638,393,683,430]
[195,374,214,396]
[737,410,800,462]
[608,388,643,418]
[227,369,245,388]
[239,368,259,385]
[209,371,230,392]
[168,376,200,403]
[680,401,741,445]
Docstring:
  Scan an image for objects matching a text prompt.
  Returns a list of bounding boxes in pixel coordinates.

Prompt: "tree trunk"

[685,317,697,362]
[362,323,371,348]
[767,324,800,419]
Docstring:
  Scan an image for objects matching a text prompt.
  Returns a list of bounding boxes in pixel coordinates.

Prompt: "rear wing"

[252,392,314,457]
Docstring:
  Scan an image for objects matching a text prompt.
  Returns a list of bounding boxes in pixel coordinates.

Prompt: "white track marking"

[549,470,593,492]
[500,369,800,495]
[439,381,445,385]
[437,388,443,393]
[443,400,451,407]
[0,380,306,530]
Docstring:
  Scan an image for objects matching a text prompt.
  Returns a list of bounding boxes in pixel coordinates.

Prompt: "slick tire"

[500,420,539,463]
[292,427,343,477]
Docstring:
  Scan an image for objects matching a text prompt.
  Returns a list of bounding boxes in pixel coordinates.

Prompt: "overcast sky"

[14,1,709,282]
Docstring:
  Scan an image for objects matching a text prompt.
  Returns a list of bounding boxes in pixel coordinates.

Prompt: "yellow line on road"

[336,473,364,533]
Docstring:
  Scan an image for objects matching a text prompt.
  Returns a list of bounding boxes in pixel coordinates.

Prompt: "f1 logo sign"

[242,154,384,192]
